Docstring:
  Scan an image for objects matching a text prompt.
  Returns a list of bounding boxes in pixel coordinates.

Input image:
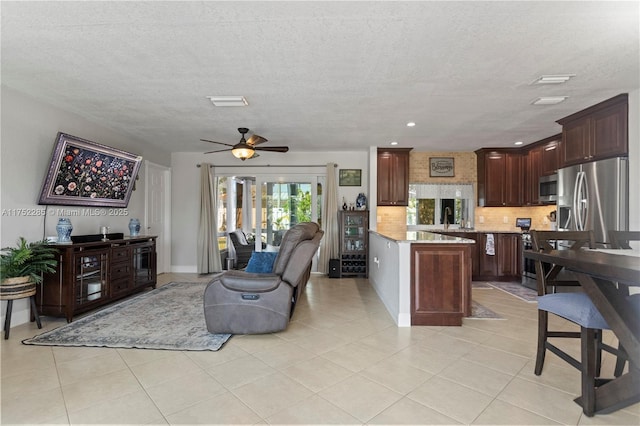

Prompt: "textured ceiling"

[2,1,638,155]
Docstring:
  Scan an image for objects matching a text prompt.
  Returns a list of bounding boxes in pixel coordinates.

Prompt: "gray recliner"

[203,222,323,334]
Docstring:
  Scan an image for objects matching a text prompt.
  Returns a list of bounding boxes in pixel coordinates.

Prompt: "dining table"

[524,247,640,416]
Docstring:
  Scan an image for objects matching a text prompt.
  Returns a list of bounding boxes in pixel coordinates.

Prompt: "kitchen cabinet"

[377,148,412,206]
[476,149,523,206]
[523,134,560,206]
[433,231,521,281]
[410,243,472,326]
[37,237,157,322]
[497,233,522,278]
[557,94,628,168]
[338,210,368,277]
[524,145,542,206]
[540,138,560,176]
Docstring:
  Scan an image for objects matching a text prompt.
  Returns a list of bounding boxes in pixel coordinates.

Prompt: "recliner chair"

[204,222,323,334]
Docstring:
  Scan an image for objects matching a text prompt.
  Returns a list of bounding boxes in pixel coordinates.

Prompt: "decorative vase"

[356,193,367,210]
[342,198,348,210]
[56,218,73,244]
[128,218,141,236]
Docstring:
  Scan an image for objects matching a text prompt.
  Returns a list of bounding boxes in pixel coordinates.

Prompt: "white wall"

[368,231,411,326]
[1,87,171,327]
[170,150,369,272]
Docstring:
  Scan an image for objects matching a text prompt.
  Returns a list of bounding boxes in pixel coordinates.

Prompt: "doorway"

[145,161,171,273]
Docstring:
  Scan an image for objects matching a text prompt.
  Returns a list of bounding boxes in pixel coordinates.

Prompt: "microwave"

[539,174,557,204]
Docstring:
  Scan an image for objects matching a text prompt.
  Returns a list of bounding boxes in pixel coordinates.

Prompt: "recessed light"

[531,96,568,105]
[531,74,576,85]
[514,141,524,146]
[390,141,398,146]
[207,96,248,107]
[406,122,416,127]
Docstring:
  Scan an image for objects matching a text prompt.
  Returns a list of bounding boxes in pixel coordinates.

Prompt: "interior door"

[145,161,171,273]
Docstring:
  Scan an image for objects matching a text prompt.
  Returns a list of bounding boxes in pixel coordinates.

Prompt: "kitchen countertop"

[370,230,475,244]
[430,228,523,234]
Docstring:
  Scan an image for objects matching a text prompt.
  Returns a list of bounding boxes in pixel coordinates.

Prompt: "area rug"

[487,281,537,303]
[23,282,232,351]
[469,301,503,319]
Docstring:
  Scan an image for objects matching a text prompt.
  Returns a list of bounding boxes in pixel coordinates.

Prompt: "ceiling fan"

[201,128,289,161]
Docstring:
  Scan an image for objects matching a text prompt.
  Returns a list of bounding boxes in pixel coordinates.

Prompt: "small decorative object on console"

[56,218,73,244]
[356,193,367,210]
[128,218,141,236]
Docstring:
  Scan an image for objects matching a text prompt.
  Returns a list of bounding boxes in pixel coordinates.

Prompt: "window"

[407,184,474,229]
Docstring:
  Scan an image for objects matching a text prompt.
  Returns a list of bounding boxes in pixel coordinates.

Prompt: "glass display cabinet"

[339,210,369,277]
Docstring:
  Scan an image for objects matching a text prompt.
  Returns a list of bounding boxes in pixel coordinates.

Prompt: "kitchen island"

[368,231,475,326]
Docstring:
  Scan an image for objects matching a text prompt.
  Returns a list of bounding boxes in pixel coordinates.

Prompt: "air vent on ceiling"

[531,96,568,105]
[207,96,248,107]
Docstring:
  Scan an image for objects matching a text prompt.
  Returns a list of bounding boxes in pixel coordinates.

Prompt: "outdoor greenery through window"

[407,183,474,229]
[216,176,323,250]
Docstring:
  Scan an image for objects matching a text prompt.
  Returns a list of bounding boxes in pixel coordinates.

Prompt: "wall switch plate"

[479,216,484,224]
[503,216,509,224]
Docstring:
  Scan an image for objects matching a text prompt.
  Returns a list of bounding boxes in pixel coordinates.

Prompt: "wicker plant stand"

[1,276,42,339]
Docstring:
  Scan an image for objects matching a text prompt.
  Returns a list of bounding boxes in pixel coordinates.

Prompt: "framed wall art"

[339,169,362,186]
[38,132,143,207]
[429,157,455,177]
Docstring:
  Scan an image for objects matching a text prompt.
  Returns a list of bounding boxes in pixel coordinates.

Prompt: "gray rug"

[470,301,503,319]
[487,281,537,303]
[23,282,232,351]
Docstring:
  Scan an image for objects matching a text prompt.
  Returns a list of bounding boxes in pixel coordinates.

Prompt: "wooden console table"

[37,236,157,322]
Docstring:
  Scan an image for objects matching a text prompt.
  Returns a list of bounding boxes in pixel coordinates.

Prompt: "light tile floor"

[1,273,638,425]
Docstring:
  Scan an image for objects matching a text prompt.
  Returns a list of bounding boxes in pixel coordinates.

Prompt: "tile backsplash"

[377,205,557,235]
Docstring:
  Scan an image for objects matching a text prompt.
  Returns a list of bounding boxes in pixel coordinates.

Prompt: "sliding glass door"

[217,173,324,270]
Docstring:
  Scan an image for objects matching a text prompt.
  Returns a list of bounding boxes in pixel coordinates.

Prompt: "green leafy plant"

[0,237,58,284]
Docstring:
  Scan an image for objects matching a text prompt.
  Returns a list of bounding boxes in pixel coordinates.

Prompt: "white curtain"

[241,179,253,233]
[197,163,221,273]
[319,163,339,273]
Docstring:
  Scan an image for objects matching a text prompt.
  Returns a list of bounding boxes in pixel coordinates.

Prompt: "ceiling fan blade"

[246,134,268,146]
[254,146,289,153]
[200,138,234,147]
[204,148,232,154]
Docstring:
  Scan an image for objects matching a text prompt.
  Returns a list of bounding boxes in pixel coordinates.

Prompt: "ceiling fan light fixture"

[207,96,248,107]
[231,142,255,160]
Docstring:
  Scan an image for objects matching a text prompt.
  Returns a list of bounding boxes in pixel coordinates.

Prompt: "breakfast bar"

[368,230,475,326]
[524,248,640,416]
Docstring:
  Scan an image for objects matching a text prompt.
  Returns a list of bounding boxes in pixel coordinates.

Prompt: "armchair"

[204,222,323,334]
[229,229,265,269]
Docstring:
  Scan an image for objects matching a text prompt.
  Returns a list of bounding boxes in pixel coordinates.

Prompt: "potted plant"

[1,237,58,299]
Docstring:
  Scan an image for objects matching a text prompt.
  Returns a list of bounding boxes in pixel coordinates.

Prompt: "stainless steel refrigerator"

[557,157,628,245]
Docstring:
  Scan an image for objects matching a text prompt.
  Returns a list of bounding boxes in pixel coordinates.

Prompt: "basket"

[0,276,36,300]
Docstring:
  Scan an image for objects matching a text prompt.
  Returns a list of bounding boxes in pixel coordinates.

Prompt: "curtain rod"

[196,164,338,168]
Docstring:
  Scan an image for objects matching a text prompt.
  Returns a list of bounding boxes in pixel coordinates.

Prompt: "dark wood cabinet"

[524,145,542,206]
[433,231,521,281]
[477,233,499,278]
[523,134,560,206]
[476,149,523,207]
[410,243,472,326]
[37,237,157,322]
[377,148,412,206]
[557,94,628,168]
[338,210,368,277]
[497,233,522,278]
[540,138,560,176]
